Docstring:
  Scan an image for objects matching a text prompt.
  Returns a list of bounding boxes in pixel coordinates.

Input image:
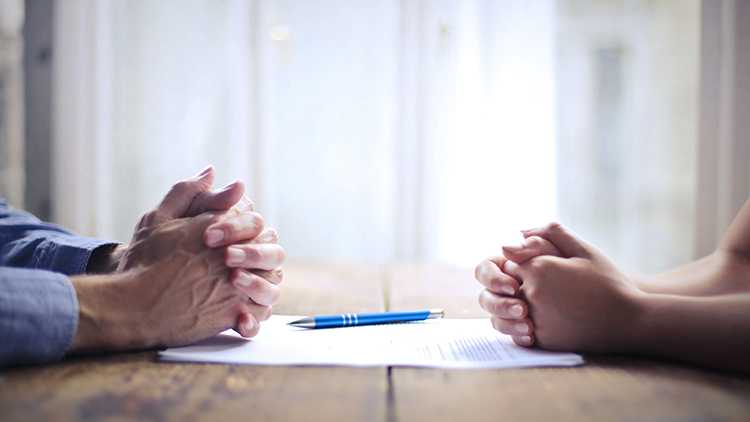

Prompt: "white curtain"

[51,0,705,272]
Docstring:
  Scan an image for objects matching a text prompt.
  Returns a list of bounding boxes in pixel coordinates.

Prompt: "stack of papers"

[160,315,583,369]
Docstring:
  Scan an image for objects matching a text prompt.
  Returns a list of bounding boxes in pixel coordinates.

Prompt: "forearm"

[632,291,750,373]
[68,272,148,353]
[632,250,750,296]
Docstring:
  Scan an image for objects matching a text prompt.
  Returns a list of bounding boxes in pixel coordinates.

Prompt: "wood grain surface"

[386,261,750,422]
[2,257,750,422]
[0,258,388,422]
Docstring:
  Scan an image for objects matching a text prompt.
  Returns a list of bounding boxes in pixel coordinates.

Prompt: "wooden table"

[2,258,750,421]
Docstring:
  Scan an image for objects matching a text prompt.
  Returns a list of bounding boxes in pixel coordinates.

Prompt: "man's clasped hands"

[68,165,284,352]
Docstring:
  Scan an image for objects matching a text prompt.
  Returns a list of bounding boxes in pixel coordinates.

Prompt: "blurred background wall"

[0,0,25,211]
[3,0,749,273]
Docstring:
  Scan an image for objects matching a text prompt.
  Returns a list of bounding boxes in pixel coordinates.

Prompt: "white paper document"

[160,315,584,369]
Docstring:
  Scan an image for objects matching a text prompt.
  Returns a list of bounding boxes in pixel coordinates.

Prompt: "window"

[49,0,705,272]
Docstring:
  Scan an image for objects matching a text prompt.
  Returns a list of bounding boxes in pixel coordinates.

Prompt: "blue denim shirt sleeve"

[0,199,118,275]
[0,267,79,366]
[0,198,120,366]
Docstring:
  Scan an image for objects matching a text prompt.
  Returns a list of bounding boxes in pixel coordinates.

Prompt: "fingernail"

[515,322,529,333]
[195,165,213,178]
[206,228,224,246]
[236,271,252,287]
[244,318,255,332]
[226,247,245,266]
[501,285,515,295]
[219,180,238,192]
[520,335,532,344]
[509,304,523,317]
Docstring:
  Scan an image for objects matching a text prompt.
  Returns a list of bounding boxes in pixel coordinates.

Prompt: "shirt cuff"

[37,236,121,275]
[0,268,79,366]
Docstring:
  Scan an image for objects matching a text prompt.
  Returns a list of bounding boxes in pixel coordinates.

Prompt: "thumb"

[184,179,253,217]
[156,165,216,220]
[520,222,591,259]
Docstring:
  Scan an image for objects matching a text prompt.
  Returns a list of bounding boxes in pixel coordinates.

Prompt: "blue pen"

[288,308,444,329]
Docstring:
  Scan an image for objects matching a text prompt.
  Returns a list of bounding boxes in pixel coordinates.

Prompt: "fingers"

[253,227,279,244]
[479,278,536,347]
[520,222,591,259]
[490,315,535,336]
[478,289,528,318]
[204,210,266,247]
[475,256,521,295]
[225,243,286,271]
[490,316,536,346]
[231,268,281,306]
[230,263,282,340]
[235,300,274,338]
[235,312,262,338]
[185,179,254,217]
[250,266,284,285]
[501,260,523,285]
[156,166,216,221]
[501,236,564,264]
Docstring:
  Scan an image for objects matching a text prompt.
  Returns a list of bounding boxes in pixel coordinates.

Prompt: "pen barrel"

[313,309,442,328]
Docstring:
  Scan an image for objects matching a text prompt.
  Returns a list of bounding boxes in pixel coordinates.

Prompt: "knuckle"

[474,261,489,280]
[478,291,494,313]
[171,180,192,193]
[245,246,263,263]
[269,286,281,304]
[479,290,502,315]
[491,317,512,335]
[476,260,497,282]
[546,221,562,230]
[489,274,508,292]
[223,219,243,238]
[477,292,486,309]
[250,212,264,230]
[526,257,553,279]
[492,298,507,316]
[195,213,220,231]
[262,306,273,321]
[523,283,540,301]
[265,227,279,243]
[139,210,160,227]
[239,196,254,211]
[525,236,544,248]
[545,221,566,236]
[276,246,286,264]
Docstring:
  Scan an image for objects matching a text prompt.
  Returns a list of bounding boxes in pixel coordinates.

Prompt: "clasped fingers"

[205,211,265,247]
[250,266,283,286]
[225,243,286,271]
[252,227,279,245]
[490,316,536,346]
[475,257,520,296]
[235,306,274,338]
[479,288,536,346]
[478,289,528,318]
[231,268,281,306]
